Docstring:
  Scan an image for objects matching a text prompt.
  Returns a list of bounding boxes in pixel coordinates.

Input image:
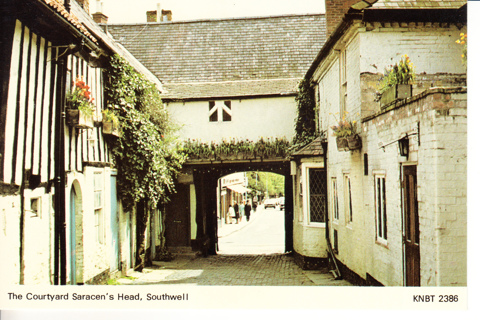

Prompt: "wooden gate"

[402,165,420,286]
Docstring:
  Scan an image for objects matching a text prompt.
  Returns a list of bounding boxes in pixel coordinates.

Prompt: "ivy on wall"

[104,54,185,211]
[104,54,186,268]
[293,79,319,149]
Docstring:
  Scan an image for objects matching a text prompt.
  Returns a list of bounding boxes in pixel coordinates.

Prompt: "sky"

[93,0,325,23]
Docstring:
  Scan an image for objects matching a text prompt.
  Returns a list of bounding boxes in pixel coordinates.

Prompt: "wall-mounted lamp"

[398,136,409,158]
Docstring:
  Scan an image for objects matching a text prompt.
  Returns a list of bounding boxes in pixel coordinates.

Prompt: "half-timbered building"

[0,0,162,284]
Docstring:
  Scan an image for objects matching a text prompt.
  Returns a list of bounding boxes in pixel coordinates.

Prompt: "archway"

[164,160,293,256]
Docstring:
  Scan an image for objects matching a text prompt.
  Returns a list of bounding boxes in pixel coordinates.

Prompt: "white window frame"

[331,177,339,223]
[208,100,232,122]
[344,173,353,225]
[301,162,325,227]
[374,172,388,245]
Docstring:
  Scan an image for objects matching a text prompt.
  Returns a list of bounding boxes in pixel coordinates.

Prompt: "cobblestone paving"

[119,253,352,286]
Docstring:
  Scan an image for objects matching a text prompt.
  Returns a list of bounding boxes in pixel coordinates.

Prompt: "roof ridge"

[104,13,325,26]
[166,78,302,86]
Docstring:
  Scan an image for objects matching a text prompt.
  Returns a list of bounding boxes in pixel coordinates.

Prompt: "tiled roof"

[70,2,163,90]
[292,137,325,157]
[369,0,467,9]
[163,78,299,100]
[42,0,97,43]
[106,14,326,99]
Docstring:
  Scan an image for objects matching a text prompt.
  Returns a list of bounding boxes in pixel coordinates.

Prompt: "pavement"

[217,206,263,238]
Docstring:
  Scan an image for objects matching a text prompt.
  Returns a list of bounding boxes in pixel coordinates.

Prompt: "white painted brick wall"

[307,23,467,286]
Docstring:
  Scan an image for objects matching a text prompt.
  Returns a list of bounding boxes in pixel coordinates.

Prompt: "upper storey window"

[209,101,232,122]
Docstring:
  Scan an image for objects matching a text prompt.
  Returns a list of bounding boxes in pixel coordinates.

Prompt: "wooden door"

[403,165,420,286]
[165,184,190,247]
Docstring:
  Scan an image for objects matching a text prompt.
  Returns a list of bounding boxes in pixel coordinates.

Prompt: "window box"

[102,120,120,137]
[346,134,362,150]
[66,109,94,129]
[380,84,412,107]
[336,136,349,152]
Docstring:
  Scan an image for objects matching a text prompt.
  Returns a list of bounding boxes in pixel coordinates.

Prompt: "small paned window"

[309,168,327,223]
[375,175,387,242]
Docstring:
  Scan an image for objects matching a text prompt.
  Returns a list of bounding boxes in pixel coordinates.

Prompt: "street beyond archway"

[217,203,285,255]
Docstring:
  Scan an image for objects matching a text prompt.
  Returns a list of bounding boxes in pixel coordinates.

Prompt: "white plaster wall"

[167,96,297,142]
[66,167,114,283]
[0,194,21,284]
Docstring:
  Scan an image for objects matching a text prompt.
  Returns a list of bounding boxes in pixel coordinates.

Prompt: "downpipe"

[321,140,342,280]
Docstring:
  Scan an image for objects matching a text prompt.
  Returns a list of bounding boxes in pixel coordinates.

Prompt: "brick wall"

[325,0,358,37]
[362,88,467,286]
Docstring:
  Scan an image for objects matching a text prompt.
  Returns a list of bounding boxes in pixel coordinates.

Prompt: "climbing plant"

[104,54,186,269]
[293,79,319,149]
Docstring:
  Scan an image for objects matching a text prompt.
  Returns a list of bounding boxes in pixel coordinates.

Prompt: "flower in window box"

[66,76,96,128]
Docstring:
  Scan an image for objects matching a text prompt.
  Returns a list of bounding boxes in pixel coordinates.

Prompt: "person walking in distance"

[244,200,252,222]
[239,201,245,223]
[228,204,235,224]
[234,201,239,224]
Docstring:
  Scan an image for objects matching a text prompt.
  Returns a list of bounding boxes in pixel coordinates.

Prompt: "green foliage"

[293,79,318,149]
[247,171,284,198]
[378,55,416,94]
[104,55,186,211]
[66,76,96,115]
[182,137,291,160]
[330,111,357,138]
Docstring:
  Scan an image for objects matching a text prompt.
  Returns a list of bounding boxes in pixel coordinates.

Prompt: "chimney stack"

[92,1,108,24]
[146,3,173,22]
[325,0,358,37]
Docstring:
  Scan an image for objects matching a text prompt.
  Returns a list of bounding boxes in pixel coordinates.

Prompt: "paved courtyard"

[116,254,352,286]
[115,206,352,286]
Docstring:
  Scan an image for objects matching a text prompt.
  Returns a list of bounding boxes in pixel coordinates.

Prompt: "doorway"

[402,165,420,286]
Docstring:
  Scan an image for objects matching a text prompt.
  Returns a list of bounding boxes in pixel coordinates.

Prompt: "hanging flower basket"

[336,136,349,151]
[66,108,94,129]
[347,134,362,150]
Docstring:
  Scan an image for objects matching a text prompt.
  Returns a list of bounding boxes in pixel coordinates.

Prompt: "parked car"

[278,197,285,210]
[264,199,277,209]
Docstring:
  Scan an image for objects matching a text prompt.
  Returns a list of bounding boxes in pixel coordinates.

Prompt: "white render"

[167,96,297,143]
